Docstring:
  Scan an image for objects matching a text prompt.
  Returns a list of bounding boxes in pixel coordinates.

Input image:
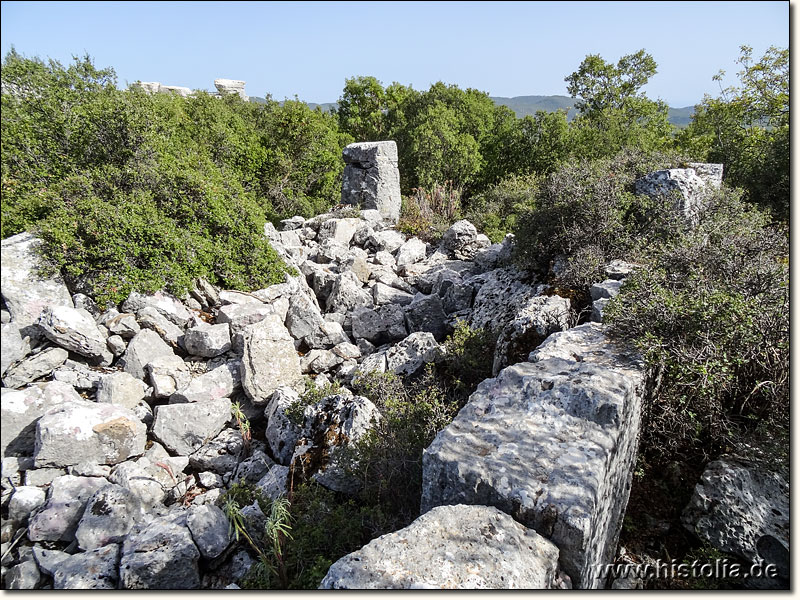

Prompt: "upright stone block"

[421,323,644,589]
[342,141,401,224]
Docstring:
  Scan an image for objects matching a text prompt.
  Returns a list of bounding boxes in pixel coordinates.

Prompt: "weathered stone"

[317,217,362,246]
[34,399,147,468]
[37,305,108,360]
[635,167,712,223]
[240,314,303,404]
[230,448,275,486]
[28,475,109,542]
[265,387,303,466]
[372,282,414,306]
[405,294,449,341]
[182,323,231,357]
[1,323,29,376]
[1,232,73,331]
[492,293,571,376]
[76,484,147,550]
[159,84,192,97]
[152,398,232,456]
[52,543,120,589]
[315,238,350,264]
[189,428,245,474]
[286,292,325,341]
[5,559,41,589]
[305,319,350,349]
[351,306,388,344]
[341,141,402,223]
[146,354,191,398]
[682,457,789,583]
[2,346,68,389]
[686,162,723,189]
[136,305,184,348]
[120,515,200,589]
[332,342,361,361]
[422,323,644,589]
[108,456,176,509]
[590,279,623,301]
[468,267,545,333]
[441,219,488,260]
[256,465,290,500]
[343,255,372,284]
[122,291,192,327]
[368,229,406,253]
[186,504,231,560]
[171,360,241,404]
[604,260,638,281]
[591,298,610,323]
[300,348,343,374]
[24,467,66,487]
[1,381,81,457]
[51,359,106,390]
[321,504,563,589]
[8,486,46,522]
[102,312,140,339]
[291,394,381,494]
[280,215,306,231]
[325,271,373,315]
[68,462,112,478]
[95,371,146,410]
[119,329,175,381]
[32,546,70,577]
[106,334,127,357]
[214,78,247,100]
[395,237,427,268]
[377,303,408,341]
[384,332,441,376]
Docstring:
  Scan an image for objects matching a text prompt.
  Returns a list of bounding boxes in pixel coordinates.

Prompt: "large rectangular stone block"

[421,323,644,588]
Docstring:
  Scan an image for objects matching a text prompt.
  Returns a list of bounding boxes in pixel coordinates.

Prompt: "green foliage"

[349,368,460,523]
[397,182,462,243]
[605,188,788,464]
[337,76,386,142]
[678,45,788,221]
[223,483,293,589]
[286,378,343,425]
[566,50,674,158]
[463,172,539,243]
[513,149,685,287]
[439,320,497,393]
[280,482,392,589]
[1,51,352,304]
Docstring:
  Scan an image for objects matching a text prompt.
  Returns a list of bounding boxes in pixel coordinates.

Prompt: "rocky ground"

[0,162,788,589]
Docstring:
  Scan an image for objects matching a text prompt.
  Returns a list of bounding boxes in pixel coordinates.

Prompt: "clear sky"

[0,1,788,107]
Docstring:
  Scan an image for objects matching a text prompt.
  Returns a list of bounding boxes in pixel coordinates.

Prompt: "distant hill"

[250,95,696,127]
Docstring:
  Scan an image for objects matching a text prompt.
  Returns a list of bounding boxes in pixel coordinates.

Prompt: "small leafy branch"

[223,484,294,589]
[231,401,252,454]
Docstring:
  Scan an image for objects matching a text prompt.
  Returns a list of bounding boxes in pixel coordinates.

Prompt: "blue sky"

[0,1,788,107]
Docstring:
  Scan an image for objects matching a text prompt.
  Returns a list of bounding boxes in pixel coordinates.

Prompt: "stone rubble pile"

[0,172,575,588]
[2,151,778,590]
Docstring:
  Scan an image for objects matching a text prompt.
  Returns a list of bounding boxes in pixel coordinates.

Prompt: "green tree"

[679,45,788,221]
[337,76,386,142]
[565,49,673,158]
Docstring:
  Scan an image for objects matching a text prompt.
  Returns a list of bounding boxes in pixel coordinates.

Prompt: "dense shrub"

[396,182,462,243]
[462,172,539,243]
[512,149,686,287]
[1,51,352,304]
[604,188,789,464]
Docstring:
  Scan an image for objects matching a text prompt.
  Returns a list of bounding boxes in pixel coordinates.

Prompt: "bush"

[512,149,686,287]
[462,172,539,243]
[605,188,788,464]
[397,182,462,243]
[1,52,354,304]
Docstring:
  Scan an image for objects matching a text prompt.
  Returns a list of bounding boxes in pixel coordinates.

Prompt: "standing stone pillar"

[341,141,401,224]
